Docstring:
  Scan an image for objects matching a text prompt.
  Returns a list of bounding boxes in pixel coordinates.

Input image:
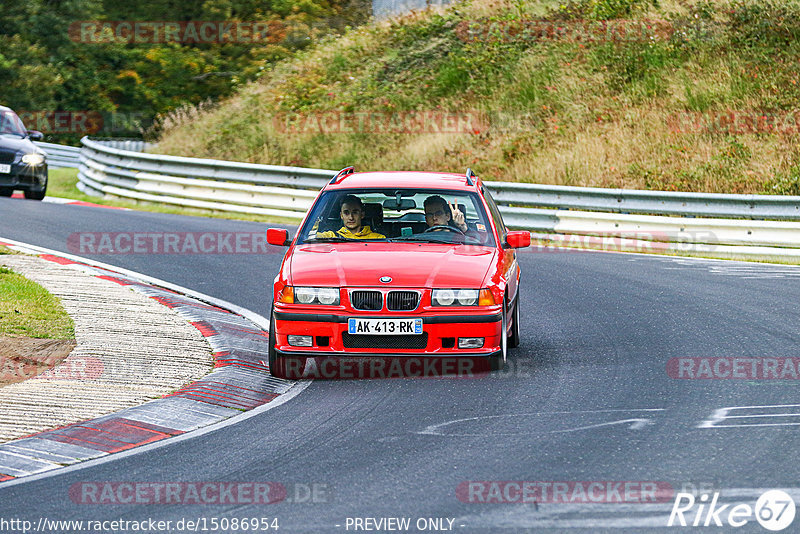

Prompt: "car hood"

[0,135,40,154]
[288,243,496,288]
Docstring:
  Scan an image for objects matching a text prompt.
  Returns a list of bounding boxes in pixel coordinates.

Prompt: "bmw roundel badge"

[380,276,392,283]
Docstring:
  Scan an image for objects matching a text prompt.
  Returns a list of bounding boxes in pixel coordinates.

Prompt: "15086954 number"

[198,517,279,531]
[348,318,423,335]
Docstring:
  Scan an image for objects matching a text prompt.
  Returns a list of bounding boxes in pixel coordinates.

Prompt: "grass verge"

[0,249,75,339]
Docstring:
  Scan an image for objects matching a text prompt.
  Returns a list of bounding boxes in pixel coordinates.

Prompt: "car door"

[482,187,520,307]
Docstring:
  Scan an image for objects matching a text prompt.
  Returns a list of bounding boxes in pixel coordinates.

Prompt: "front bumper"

[272,308,504,357]
[0,162,48,191]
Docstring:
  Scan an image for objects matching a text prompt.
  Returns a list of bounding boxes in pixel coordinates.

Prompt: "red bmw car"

[265,168,530,378]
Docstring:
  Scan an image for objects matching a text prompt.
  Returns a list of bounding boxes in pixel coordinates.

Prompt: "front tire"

[24,188,46,200]
[508,297,520,349]
[267,311,285,378]
[268,311,306,379]
[24,175,47,200]
[490,299,509,371]
[0,188,12,197]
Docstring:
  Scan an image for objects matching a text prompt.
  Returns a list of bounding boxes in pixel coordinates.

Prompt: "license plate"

[0,164,10,174]
[348,318,423,335]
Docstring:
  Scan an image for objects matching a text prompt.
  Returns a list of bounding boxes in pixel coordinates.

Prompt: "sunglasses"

[425,210,446,218]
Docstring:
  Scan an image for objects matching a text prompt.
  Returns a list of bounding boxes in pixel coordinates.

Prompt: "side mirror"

[267,228,290,246]
[505,231,531,249]
[27,130,44,141]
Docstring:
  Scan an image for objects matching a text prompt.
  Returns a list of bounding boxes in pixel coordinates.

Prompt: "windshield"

[298,188,496,246]
[0,110,28,137]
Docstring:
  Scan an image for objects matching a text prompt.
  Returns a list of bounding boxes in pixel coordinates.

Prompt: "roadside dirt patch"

[0,336,76,387]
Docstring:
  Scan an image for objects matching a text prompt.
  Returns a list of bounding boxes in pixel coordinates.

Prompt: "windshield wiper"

[304,237,388,243]
[304,237,355,243]
[393,235,457,243]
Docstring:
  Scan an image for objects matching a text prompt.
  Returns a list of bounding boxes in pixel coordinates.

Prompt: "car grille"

[350,290,383,311]
[342,332,428,349]
[387,291,419,311]
[0,151,16,165]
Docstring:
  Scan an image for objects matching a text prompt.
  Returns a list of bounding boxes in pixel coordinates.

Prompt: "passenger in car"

[317,194,386,239]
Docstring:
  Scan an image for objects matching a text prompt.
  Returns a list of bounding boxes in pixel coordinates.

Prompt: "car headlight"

[432,289,486,306]
[293,287,340,306]
[22,153,45,166]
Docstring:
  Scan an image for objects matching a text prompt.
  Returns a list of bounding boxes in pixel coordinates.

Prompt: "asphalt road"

[1,196,799,533]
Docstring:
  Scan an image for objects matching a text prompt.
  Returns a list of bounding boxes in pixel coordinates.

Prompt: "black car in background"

[0,106,47,200]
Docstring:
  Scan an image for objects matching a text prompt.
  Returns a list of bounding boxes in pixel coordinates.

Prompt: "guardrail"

[34,141,81,169]
[78,137,327,219]
[36,139,153,169]
[76,136,800,261]
[87,138,152,152]
[489,182,800,221]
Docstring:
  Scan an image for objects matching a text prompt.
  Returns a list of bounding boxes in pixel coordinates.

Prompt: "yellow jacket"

[316,226,386,239]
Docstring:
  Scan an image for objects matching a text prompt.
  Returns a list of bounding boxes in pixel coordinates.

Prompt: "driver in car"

[424,195,469,232]
[423,194,490,243]
[316,194,386,239]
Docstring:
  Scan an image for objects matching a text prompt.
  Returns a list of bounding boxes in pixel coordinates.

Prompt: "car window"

[482,187,507,241]
[298,188,496,246]
[0,110,27,137]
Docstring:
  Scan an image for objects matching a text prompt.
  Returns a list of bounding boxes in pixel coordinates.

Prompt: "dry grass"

[153,0,800,194]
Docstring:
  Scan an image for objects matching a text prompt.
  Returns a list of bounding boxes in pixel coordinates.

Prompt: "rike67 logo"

[668,490,796,531]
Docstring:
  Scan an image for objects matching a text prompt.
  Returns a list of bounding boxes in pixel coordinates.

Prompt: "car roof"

[0,106,11,112]
[325,171,480,191]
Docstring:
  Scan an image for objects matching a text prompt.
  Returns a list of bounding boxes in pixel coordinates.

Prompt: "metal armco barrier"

[489,182,800,221]
[35,140,151,169]
[88,138,152,152]
[34,141,81,169]
[78,137,327,218]
[77,136,800,261]
[373,0,453,19]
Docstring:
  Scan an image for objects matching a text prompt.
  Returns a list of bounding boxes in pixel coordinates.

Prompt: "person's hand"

[450,199,467,232]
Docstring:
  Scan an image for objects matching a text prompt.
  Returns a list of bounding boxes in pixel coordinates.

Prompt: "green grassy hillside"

[154,0,800,195]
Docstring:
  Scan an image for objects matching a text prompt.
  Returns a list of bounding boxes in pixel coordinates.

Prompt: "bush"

[728,0,800,48]
[589,0,659,20]
[765,165,800,195]
[592,41,673,97]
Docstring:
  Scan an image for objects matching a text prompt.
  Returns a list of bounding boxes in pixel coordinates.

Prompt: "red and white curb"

[0,237,307,485]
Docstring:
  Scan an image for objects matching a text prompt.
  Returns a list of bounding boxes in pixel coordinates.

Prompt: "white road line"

[417,409,665,436]
[551,418,655,433]
[697,404,800,428]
